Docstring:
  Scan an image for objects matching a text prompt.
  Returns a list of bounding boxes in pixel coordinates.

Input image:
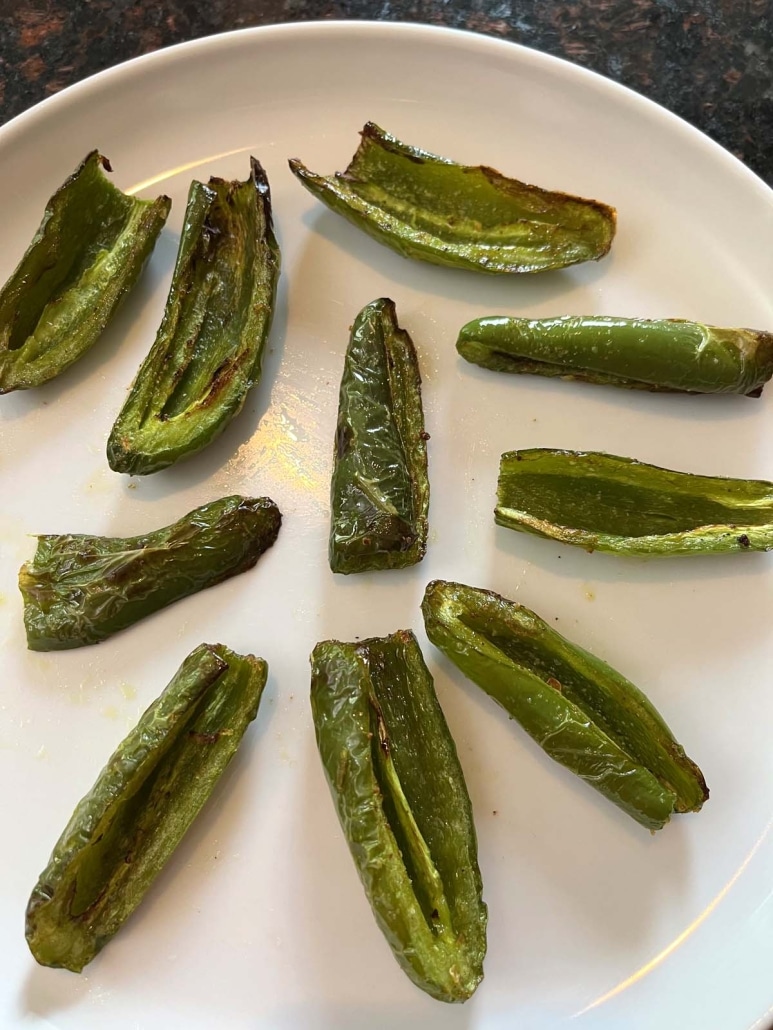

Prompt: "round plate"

[1,21,772,1030]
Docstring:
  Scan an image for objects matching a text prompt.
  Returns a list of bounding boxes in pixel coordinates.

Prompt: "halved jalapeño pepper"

[496,449,773,556]
[330,298,429,574]
[0,152,170,394]
[26,643,267,972]
[290,123,616,274]
[457,315,773,396]
[422,581,708,831]
[310,630,486,1002]
[19,495,281,650]
[107,158,280,475]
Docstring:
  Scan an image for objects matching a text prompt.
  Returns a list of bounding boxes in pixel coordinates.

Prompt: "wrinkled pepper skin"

[19,495,281,650]
[330,298,429,574]
[422,581,708,831]
[107,158,280,475]
[290,123,616,274]
[25,643,267,972]
[0,152,170,394]
[310,630,486,1002]
[457,315,773,396]
[497,449,773,556]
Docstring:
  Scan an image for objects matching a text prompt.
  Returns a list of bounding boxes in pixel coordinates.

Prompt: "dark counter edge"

[1,1,772,186]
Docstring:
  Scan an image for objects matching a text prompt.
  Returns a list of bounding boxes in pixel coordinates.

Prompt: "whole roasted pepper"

[107,158,280,475]
[19,495,281,650]
[310,630,487,1002]
[422,581,708,831]
[496,449,773,556]
[0,152,170,394]
[290,123,616,274]
[457,315,773,396]
[330,298,429,574]
[26,642,267,972]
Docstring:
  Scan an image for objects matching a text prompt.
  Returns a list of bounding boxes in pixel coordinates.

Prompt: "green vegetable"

[311,630,486,1002]
[422,581,708,831]
[496,449,773,556]
[0,151,170,394]
[290,122,615,274]
[107,159,280,475]
[26,643,267,972]
[457,315,773,396]
[20,495,281,650]
[330,297,429,574]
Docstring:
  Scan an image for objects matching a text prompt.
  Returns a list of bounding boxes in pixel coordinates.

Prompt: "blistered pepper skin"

[457,315,773,396]
[290,123,616,274]
[107,158,280,475]
[19,495,281,650]
[25,643,267,972]
[0,152,170,394]
[311,630,486,1002]
[422,581,708,831]
[496,449,773,556]
[329,298,429,574]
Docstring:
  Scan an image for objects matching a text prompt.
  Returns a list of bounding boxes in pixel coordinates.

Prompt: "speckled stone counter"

[1,1,772,184]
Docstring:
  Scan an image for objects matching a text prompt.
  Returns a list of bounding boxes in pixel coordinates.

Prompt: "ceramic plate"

[1,21,772,1030]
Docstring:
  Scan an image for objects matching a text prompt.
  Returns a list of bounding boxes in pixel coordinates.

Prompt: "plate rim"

[1,19,771,211]
[2,18,773,1030]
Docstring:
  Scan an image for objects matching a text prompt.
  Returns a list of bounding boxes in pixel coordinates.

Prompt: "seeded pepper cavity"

[26,643,267,972]
[0,152,170,394]
[311,630,487,1001]
[108,159,280,475]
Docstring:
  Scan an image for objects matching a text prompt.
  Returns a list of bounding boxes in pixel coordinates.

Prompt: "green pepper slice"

[310,630,486,1002]
[496,449,773,556]
[25,642,267,972]
[290,123,616,274]
[0,152,170,394]
[457,315,773,396]
[19,495,281,650]
[330,297,429,574]
[107,158,280,475]
[422,581,708,831]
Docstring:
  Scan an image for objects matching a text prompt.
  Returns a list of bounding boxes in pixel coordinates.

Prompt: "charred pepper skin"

[310,630,487,1003]
[25,643,267,972]
[329,298,429,574]
[107,158,280,475]
[0,152,170,394]
[496,449,773,556]
[422,581,708,831]
[290,123,616,274]
[19,495,281,650]
[457,315,773,396]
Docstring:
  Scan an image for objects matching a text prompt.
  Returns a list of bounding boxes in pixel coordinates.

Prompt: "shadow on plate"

[299,206,610,312]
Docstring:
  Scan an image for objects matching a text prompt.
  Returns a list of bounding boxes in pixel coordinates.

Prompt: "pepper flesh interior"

[290,123,616,274]
[422,580,708,830]
[311,630,486,1002]
[496,449,773,556]
[107,158,280,475]
[25,643,267,972]
[0,151,170,393]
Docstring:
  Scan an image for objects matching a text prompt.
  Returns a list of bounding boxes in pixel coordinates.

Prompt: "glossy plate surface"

[1,21,772,1030]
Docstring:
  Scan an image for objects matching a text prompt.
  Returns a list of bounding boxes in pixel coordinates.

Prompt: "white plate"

[1,21,773,1030]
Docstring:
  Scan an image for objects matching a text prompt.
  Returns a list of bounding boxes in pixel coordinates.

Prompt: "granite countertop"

[1,1,772,185]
